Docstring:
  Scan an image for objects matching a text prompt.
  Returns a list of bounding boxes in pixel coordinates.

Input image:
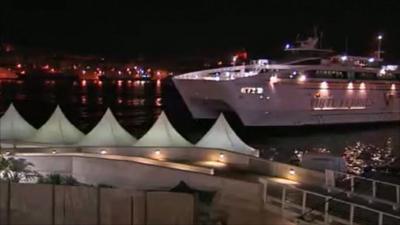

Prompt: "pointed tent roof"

[30,106,84,144]
[78,108,136,146]
[196,114,259,156]
[135,112,192,147]
[0,103,37,140]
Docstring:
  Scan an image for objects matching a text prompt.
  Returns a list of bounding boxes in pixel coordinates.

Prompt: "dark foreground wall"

[0,181,195,225]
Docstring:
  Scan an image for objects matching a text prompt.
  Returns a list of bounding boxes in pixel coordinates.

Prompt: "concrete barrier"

[0,181,9,224]
[9,183,53,225]
[0,181,196,225]
[249,158,326,186]
[81,147,252,168]
[55,185,98,225]
[146,192,195,225]
[15,154,265,213]
[2,146,252,168]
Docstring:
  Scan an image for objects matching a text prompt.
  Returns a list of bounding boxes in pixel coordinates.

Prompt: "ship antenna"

[319,31,323,48]
[313,26,318,38]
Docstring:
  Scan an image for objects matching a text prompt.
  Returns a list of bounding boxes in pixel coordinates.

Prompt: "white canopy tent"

[29,106,84,145]
[196,114,259,156]
[0,103,37,141]
[135,111,192,147]
[77,108,136,146]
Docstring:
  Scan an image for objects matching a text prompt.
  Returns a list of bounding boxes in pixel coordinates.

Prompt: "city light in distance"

[360,82,366,90]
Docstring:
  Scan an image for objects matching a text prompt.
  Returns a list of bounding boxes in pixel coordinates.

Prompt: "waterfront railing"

[260,177,400,225]
[326,170,400,210]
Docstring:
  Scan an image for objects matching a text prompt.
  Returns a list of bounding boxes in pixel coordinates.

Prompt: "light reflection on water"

[0,79,399,164]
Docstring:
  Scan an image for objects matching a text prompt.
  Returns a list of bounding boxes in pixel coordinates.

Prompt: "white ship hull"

[173,72,400,126]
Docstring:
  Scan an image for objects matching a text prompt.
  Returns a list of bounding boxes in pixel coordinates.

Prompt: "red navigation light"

[234,51,248,60]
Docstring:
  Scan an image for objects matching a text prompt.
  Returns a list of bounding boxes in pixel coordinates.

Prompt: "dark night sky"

[1,0,400,61]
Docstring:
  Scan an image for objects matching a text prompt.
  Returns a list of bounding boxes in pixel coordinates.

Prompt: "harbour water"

[0,78,399,163]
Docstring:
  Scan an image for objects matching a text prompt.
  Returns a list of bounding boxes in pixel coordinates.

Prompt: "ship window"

[241,87,263,94]
[355,72,377,80]
[312,70,347,79]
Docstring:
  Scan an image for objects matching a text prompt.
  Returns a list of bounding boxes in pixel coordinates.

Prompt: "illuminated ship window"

[311,97,368,111]
[241,87,263,94]
[313,70,347,79]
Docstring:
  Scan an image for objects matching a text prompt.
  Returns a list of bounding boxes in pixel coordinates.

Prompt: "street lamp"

[377,34,383,59]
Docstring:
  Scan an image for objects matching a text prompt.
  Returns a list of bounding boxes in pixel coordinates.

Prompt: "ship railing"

[174,64,265,81]
[325,170,400,210]
[259,177,400,225]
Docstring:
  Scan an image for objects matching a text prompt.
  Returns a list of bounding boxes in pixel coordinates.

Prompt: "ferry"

[173,36,400,126]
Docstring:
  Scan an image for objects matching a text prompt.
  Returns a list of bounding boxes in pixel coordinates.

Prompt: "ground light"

[320,81,328,89]
[298,75,306,82]
[347,82,354,90]
[289,168,296,175]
